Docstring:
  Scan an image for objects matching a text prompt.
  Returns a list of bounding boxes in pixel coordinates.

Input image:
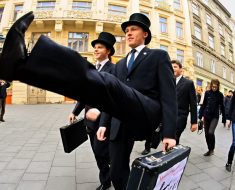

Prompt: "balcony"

[155,1,171,12]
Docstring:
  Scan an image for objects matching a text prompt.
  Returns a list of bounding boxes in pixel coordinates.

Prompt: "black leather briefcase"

[60,118,88,153]
[126,145,191,190]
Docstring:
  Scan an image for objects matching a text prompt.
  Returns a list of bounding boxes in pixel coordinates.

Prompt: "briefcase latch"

[145,155,162,163]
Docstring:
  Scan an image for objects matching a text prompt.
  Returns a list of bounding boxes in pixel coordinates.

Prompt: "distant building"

[188,0,235,94]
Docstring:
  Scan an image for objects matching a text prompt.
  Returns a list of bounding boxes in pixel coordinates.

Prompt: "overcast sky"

[218,0,235,18]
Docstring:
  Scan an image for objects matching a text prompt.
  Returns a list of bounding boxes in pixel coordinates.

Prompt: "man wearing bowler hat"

[0,12,177,190]
[68,32,115,190]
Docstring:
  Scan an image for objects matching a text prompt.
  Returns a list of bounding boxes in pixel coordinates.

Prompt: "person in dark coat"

[225,90,235,172]
[0,80,10,122]
[199,79,225,156]
[224,90,233,129]
[68,32,115,190]
[171,60,198,145]
[0,12,177,190]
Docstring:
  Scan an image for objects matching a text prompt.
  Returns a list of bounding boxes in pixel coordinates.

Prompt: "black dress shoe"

[0,119,5,122]
[0,11,34,81]
[96,184,111,190]
[203,150,214,156]
[225,163,232,172]
[141,149,150,155]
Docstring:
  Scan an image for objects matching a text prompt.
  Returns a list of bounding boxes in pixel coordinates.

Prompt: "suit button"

[126,78,130,82]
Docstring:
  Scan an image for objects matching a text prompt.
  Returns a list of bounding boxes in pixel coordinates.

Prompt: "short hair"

[229,90,233,93]
[210,79,220,90]
[171,60,182,69]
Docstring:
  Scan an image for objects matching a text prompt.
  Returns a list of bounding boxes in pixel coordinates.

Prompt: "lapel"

[176,76,185,91]
[100,61,110,72]
[127,47,150,76]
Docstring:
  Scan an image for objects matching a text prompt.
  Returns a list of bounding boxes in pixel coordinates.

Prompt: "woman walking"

[199,79,225,156]
[225,90,235,172]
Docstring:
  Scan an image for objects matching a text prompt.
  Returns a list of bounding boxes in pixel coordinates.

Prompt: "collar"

[176,75,183,84]
[96,58,109,70]
[132,44,145,54]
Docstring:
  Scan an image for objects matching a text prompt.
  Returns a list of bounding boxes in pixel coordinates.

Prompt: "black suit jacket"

[0,81,10,99]
[176,77,197,129]
[72,61,114,132]
[100,47,177,140]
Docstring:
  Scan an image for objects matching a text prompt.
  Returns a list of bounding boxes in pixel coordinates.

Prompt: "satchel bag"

[197,120,204,134]
[60,118,88,153]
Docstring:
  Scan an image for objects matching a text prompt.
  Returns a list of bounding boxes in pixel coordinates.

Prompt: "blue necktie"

[127,49,136,72]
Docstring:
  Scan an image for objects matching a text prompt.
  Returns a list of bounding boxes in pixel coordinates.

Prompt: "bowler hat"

[121,13,151,45]
[91,32,116,56]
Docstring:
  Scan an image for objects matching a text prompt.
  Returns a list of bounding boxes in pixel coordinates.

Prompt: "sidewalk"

[0,104,234,190]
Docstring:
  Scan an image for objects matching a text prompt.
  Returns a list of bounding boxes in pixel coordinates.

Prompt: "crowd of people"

[0,11,234,190]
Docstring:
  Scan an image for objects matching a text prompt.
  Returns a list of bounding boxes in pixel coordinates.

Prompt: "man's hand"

[162,138,176,152]
[191,124,198,132]
[97,127,107,141]
[68,113,76,123]
[86,108,101,121]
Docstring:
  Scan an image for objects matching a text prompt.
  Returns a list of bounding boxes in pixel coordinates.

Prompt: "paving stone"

[0,184,17,190]
[49,166,75,177]
[32,152,55,162]
[197,178,225,190]
[6,159,31,170]
[0,170,25,183]
[45,176,76,190]
[22,173,49,181]
[16,181,46,190]
[26,162,52,173]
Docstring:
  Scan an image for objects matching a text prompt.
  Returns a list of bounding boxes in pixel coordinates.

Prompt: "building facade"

[1,0,193,104]
[188,0,235,95]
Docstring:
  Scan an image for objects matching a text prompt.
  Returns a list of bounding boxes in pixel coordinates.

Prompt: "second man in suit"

[171,60,198,145]
[68,32,115,190]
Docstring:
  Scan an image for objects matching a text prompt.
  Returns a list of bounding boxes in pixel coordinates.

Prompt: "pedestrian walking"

[199,79,225,156]
[0,79,10,122]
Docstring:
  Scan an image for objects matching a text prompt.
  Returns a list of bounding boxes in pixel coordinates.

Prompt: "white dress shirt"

[126,44,145,67]
[95,58,109,71]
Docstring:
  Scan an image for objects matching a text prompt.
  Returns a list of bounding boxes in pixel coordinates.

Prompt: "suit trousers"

[175,116,188,145]
[18,35,160,140]
[87,130,110,186]
[227,122,235,164]
[0,98,6,119]
[109,126,134,190]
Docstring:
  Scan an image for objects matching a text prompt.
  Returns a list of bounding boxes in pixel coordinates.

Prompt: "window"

[108,5,126,15]
[68,32,89,52]
[72,1,91,11]
[196,52,203,67]
[203,0,209,5]
[177,49,184,65]
[206,14,212,26]
[37,1,55,10]
[228,34,232,44]
[176,22,183,38]
[210,59,215,73]
[208,34,214,49]
[221,44,225,56]
[194,25,201,40]
[115,36,126,55]
[160,17,167,33]
[173,0,181,10]
[13,4,23,21]
[231,72,234,83]
[222,66,226,79]
[219,24,223,36]
[0,7,4,21]
[192,3,199,16]
[229,51,233,62]
[160,45,168,51]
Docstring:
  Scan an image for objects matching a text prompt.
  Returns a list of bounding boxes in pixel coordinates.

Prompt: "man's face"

[172,63,182,77]
[211,83,218,92]
[93,43,110,61]
[228,91,233,97]
[125,25,148,48]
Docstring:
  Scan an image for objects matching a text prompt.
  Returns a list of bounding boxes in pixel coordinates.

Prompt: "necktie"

[127,49,136,72]
[96,63,101,70]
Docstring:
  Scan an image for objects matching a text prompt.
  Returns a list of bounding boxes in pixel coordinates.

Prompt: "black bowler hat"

[121,13,152,45]
[91,32,116,56]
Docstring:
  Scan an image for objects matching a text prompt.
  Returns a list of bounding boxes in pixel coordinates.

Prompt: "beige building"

[188,0,235,95]
[0,0,194,104]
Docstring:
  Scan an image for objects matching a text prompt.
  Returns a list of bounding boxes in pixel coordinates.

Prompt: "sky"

[218,0,235,18]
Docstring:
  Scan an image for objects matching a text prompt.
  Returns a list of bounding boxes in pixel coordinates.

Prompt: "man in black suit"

[0,80,10,122]
[68,32,115,190]
[171,60,198,145]
[0,12,177,190]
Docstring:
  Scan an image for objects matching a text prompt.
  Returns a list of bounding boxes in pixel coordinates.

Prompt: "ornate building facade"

[0,0,197,104]
[188,0,235,95]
